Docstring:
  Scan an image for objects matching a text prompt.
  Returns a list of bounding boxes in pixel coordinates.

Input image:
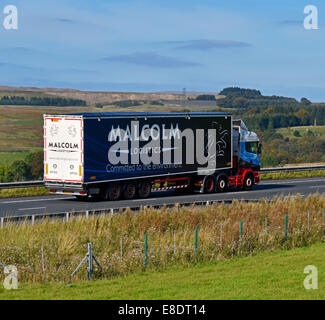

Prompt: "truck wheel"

[91,194,101,201]
[123,183,137,200]
[75,195,89,201]
[138,181,151,198]
[216,176,228,193]
[204,176,215,194]
[105,184,121,201]
[243,173,254,190]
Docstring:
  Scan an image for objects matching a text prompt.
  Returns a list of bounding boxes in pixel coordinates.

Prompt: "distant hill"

[0,85,223,104]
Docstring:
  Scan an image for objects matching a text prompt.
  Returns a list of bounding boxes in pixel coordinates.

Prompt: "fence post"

[195,226,198,252]
[323,209,325,236]
[87,243,93,280]
[240,221,243,242]
[41,246,45,272]
[144,234,148,267]
[285,214,288,241]
[265,216,268,239]
[174,230,176,254]
[120,238,123,263]
[70,242,102,280]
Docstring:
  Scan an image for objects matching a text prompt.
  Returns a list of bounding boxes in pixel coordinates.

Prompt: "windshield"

[245,141,261,154]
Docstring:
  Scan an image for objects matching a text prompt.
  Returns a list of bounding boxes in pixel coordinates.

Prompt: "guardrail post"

[1,217,4,228]
[31,215,35,225]
[85,211,89,219]
[66,212,69,222]
[220,224,222,249]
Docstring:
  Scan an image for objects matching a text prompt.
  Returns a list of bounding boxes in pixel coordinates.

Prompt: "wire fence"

[0,206,323,283]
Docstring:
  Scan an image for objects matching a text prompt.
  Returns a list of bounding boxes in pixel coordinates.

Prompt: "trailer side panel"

[83,113,232,183]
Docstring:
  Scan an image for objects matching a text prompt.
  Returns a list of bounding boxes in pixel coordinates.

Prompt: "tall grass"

[0,194,323,284]
[261,169,325,180]
[0,187,49,199]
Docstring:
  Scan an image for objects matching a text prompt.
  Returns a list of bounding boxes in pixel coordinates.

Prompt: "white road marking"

[309,186,325,188]
[133,198,158,202]
[0,197,74,204]
[18,207,46,211]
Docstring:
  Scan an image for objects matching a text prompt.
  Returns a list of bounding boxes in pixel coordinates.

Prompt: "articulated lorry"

[43,112,261,200]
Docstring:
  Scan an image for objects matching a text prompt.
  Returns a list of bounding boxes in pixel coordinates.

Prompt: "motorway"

[0,177,324,218]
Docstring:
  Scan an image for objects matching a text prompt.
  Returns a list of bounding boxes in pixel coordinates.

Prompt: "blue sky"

[0,0,325,100]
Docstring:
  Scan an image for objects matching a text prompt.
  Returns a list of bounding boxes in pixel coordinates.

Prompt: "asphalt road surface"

[0,177,324,218]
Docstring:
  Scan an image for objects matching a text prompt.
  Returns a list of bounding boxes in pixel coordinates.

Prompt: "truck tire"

[123,182,137,200]
[75,195,89,201]
[90,194,101,201]
[204,176,215,194]
[216,175,228,193]
[105,184,121,201]
[138,181,151,198]
[243,173,254,190]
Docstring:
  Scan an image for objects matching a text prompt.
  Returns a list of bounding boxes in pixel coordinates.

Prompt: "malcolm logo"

[48,142,79,149]
[107,121,228,172]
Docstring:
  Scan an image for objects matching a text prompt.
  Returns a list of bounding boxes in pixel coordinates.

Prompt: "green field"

[0,105,89,157]
[0,152,34,165]
[1,242,324,300]
[277,126,325,139]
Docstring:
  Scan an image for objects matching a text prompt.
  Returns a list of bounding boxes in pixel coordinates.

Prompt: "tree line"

[258,129,325,167]
[0,95,86,106]
[0,151,43,182]
[217,87,308,109]
[238,106,325,131]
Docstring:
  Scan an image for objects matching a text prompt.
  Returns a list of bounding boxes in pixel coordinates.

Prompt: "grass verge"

[1,242,325,300]
[0,187,49,199]
[0,194,323,285]
[261,169,325,180]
